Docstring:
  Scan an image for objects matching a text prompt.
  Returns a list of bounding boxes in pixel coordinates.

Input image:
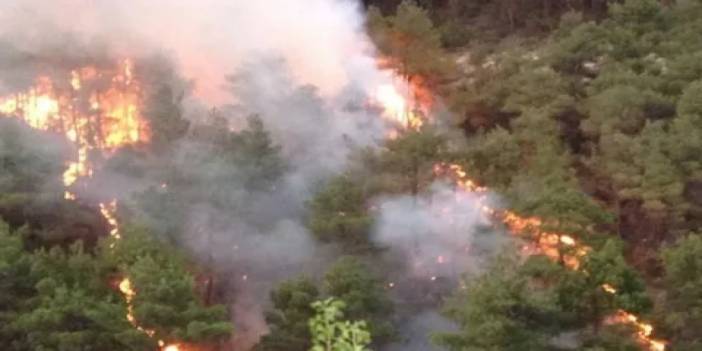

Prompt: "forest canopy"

[1,0,702,351]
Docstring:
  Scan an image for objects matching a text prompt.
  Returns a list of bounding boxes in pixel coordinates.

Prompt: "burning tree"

[0,51,231,351]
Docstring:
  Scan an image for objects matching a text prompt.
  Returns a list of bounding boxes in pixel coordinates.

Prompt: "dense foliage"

[363,0,702,349]
[2,0,702,350]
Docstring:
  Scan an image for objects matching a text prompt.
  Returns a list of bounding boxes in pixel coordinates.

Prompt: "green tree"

[0,221,232,351]
[435,254,559,351]
[0,119,104,247]
[255,277,320,351]
[377,128,446,196]
[309,298,372,351]
[106,226,233,346]
[228,116,286,192]
[140,54,191,153]
[323,257,394,344]
[556,239,651,331]
[6,237,151,350]
[669,80,702,179]
[661,233,702,350]
[437,242,650,351]
[181,115,285,206]
[308,176,373,250]
[368,0,450,85]
[0,222,37,349]
[131,115,286,244]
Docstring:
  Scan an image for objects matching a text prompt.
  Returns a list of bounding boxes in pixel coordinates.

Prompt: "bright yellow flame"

[605,310,666,351]
[99,200,121,244]
[602,283,618,294]
[375,83,424,131]
[0,60,150,192]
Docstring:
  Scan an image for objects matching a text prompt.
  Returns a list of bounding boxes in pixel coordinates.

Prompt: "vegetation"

[256,257,393,350]
[309,298,372,351]
[362,0,702,349]
[0,221,231,350]
[2,0,702,350]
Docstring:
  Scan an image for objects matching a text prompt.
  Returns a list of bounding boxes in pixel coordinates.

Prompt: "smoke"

[0,0,387,105]
[386,310,458,351]
[373,182,504,281]
[225,57,387,179]
[372,183,508,350]
[0,0,395,178]
[0,1,505,350]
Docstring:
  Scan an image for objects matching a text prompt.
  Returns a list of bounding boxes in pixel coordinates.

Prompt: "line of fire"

[0,53,667,351]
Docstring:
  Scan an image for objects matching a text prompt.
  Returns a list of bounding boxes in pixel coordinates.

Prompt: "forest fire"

[0,59,150,198]
[606,311,666,351]
[0,58,179,350]
[375,83,424,131]
[373,63,665,346]
[373,63,433,135]
[100,200,121,246]
[102,198,180,351]
[431,161,666,351]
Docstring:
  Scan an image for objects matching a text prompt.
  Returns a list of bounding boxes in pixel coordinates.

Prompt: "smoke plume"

[0,0,388,104]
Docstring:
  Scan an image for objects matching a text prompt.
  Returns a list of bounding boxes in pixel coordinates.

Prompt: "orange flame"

[1,58,176,351]
[605,310,666,351]
[0,59,150,197]
[101,199,179,351]
[100,200,121,248]
[432,162,665,351]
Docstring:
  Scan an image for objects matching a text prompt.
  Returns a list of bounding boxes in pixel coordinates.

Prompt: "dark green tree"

[256,277,320,351]
[4,233,151,350]
[308,176,373,251]
[377,128,446,196]
[139,55,191,153]
[435,254,559,351]
[556,239,651,330]
[323,257,394,345]
[661,233,702,350]
[105,226,232,346]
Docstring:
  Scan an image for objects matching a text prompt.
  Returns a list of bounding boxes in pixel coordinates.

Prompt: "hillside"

[1,1,701,350]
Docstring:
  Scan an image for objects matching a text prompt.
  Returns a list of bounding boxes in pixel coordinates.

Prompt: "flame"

[433,163,588,267]
[375,84,423,131]
[0,59,150,197]
[602,283,618,294]
[605,310,666,351]
[100,200,121,249]
[0,58,176,351]
[101,199,179,351]
[431,162,665,350]
[373,67,432,134]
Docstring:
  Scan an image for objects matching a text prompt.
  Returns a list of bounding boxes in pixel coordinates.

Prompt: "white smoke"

[373,182,503,280]
[0,0,398,177]
[0,0,388,104]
